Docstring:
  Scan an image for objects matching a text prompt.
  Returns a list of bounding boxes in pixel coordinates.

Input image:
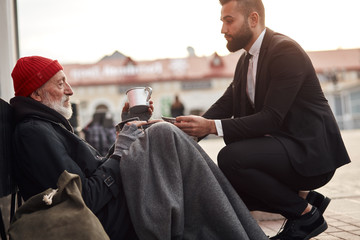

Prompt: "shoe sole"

[318,196,331,214]
[303,220,328,240]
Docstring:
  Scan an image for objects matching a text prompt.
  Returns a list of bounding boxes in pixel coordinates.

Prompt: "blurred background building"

[63,48,360,131]
[1,0,359,131]
[1,0,360,132]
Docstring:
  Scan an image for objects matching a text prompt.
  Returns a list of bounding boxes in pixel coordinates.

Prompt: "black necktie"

[244,53,254,103]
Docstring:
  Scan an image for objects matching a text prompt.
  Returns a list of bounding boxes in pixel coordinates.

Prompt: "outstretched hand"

[174,115,217,137]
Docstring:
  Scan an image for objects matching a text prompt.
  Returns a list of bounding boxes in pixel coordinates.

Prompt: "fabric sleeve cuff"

[99,157,122,197]
[214,119,224,137]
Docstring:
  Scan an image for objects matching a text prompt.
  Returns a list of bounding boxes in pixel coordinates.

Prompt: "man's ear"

[30,90,42,101]
[248,12,259,28]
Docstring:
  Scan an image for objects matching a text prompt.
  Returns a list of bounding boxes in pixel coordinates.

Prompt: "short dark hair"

[219,0,265,26]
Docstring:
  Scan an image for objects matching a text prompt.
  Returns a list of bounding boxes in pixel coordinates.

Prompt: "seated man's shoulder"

[15,118,54,137]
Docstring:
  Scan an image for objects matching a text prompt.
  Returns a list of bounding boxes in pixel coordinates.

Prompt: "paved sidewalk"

[199,129,360,240]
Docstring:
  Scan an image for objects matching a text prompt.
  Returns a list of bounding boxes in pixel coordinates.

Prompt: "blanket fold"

[120,122,267,240]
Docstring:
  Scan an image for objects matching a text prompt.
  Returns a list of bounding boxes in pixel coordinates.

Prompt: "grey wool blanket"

[120,122,268,240]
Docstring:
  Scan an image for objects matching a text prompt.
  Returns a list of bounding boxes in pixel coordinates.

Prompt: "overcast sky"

[17,0,360,64]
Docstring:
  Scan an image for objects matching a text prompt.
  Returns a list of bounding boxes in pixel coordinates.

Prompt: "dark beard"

[226,22,253,52]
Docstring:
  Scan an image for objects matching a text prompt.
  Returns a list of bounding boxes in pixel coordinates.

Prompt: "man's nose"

[65,82,74,95]
[221,24,227,34]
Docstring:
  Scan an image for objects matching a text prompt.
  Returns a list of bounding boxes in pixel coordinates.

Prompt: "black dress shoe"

[306,191,331,214]
[270,207,327,240]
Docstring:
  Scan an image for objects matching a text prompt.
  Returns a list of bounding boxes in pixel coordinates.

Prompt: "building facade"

[63,49,360,131]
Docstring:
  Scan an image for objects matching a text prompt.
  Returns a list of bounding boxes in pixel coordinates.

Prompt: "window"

[334,95,343,116]
[350,91,360,114]
[181,81,211,90]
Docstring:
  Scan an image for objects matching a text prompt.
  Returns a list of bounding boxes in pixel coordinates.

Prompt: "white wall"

[0,0,17,101]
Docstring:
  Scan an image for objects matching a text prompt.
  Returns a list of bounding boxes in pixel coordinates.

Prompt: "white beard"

[42,93,73,120]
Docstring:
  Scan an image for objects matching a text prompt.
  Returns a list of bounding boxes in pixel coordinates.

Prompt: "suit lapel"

[232,52,250,117]
[254,28,274,110]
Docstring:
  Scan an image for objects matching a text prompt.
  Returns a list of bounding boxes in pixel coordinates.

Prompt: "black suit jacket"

[203,28,350,177]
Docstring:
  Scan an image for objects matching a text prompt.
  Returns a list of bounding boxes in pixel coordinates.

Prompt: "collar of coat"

[10,96,73,133]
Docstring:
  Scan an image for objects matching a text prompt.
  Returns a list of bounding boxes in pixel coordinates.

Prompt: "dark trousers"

[218,136,334,219]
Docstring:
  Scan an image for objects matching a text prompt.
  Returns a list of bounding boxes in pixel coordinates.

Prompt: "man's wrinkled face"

[36,70,74,119]
[221,1,253,52]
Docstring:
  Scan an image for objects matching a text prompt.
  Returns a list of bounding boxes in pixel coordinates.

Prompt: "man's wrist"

[214,120,224,136]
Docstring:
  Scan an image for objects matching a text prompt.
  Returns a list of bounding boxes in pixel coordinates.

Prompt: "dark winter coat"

[10,96,138,240]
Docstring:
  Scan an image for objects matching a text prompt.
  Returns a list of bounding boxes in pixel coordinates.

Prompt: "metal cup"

[126,87,152,114]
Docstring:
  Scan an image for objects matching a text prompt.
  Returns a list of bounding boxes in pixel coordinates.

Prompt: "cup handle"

[145,87,152,101]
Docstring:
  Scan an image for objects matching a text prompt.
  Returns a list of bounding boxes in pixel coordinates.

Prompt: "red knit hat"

[11,56,63,97]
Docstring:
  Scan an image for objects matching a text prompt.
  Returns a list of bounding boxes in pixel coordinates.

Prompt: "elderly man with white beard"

[9,56,268,240]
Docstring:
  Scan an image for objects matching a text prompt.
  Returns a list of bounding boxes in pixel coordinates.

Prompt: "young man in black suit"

[175,0,351,239]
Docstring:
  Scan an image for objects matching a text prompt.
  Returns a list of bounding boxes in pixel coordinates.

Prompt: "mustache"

[224,34,233,42]
[62,95,70,103]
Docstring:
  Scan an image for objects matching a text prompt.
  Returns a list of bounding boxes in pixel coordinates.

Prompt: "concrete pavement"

[1,129,358,239]
[199,129,360,240]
